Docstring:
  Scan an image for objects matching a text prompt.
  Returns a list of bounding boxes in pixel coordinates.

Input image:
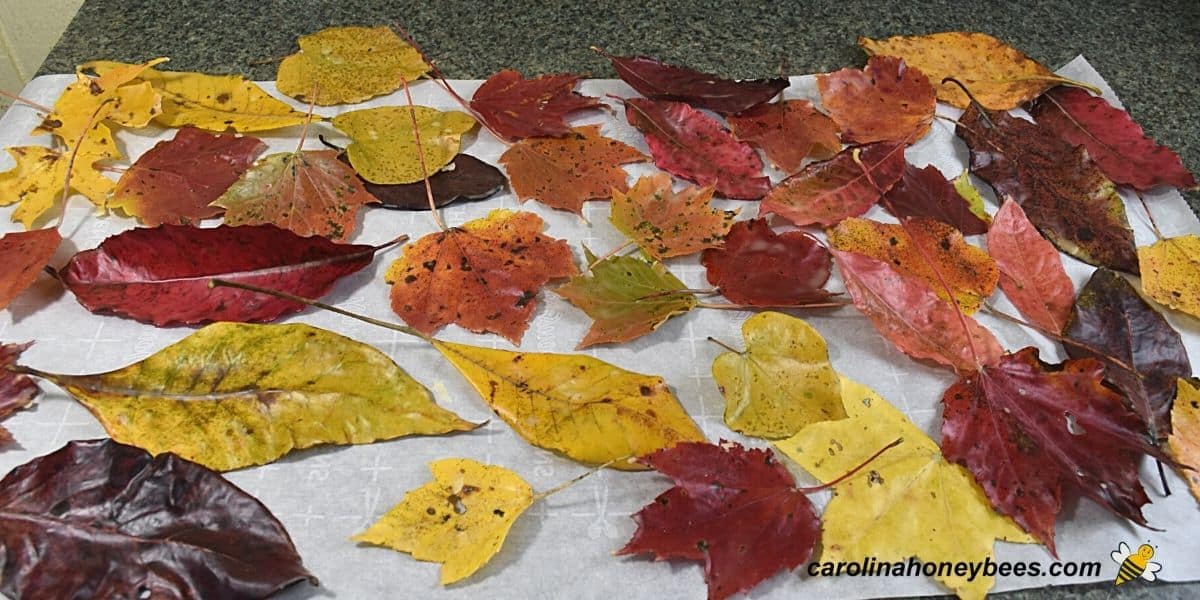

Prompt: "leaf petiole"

[795,437,902,493]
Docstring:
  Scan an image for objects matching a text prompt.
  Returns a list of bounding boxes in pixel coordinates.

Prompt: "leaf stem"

[294,89,319,154]
[398,75,448,231]
[981,302,1142,374]
[0,89,53,114]
[55,99,113,230]
[941,77,993,128]
[531,459,621,502]
[635,288,719,301]
[585,240,636,271]
[796,437,903,493]
[1135,191,1165,242]
[373,234,410,252]
[696,299,850,311]
[705,336,742,354]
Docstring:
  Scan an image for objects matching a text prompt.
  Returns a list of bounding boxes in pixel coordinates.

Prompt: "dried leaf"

[470,69,602,140]
[727,99,841,172]
[954,171,992,222]
[0,342,38,444]
[347,153,506,210]
[1166,378,1200,504]
[988,199,1074,332]
[700,218,833,306]
[0,228,61,310]
[331,106,476,185]
[1138,234,1200,319]
[610,173,736,259]
[600,49,788,115]
[276,25,430,105]
[759,142,905,227]
[499,124,647,214]
[0,144,114,228]
[884,164,989,235]
[817,56,936,144]
[712,312,844,439]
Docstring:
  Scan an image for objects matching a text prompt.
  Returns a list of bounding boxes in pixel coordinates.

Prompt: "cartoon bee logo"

[1111,542,1162,585]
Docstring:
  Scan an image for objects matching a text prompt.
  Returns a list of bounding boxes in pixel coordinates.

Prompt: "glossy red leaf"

[0,227,61,311]
[987,199,1074,332]
[726,99,841,172]
[109,126,266,226]
[0,438,316,598]
[0,342,38,446]
[760,142,906,227]
[833,249,1002,373]
[624,98,770,199]
[942,347,1168,555]
[1028,87,1197,191]
[60,224,383,326]
[884,164,989,235]
[342,153,506,211]
[817,56,936,144]
[599,49,787,115]
[700,219,833,305]
[618,441,819,600]
[469,69,602,140]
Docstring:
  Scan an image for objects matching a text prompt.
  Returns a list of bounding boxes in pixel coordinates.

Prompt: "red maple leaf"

[469,69,603,140]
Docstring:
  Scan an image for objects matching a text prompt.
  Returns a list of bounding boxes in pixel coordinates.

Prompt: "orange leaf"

[759,142,905,227]
[727,99,840,173]
[818,56,936,144]
[0,228,61,311]
[610,173,736,260]
[987,199,1074,333]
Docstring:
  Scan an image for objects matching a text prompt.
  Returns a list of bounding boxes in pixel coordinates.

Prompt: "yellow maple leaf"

[0,141,115,228]
[1167,378,1200,505]
[331,106,476,184]
[1138,234,1200,319]
[276,25,430,105]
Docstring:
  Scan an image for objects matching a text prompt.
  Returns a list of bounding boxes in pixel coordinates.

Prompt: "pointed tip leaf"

[760,142,906,227]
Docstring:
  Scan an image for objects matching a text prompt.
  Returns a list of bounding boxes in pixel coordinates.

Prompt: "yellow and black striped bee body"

[1111,542,1160,586]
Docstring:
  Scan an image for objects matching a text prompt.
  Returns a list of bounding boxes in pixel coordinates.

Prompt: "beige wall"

[0,0,84,93]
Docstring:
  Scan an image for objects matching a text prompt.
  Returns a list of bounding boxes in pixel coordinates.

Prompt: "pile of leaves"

[0,24,1197,600]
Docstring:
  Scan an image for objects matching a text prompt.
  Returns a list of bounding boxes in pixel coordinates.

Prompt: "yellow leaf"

[353,458,534,584]
[1166,378,1200,505]
[332,106,476,184]
[1138,234,1200,318]
[774,376,1033,599]
[84,60,310,132]
[0,142,115,228]
[276,25,431,105]
[433,340,705,469]
[41,322,475,471]
[36,59,165,144]
[712,312,845,439]
[953,172,992,223]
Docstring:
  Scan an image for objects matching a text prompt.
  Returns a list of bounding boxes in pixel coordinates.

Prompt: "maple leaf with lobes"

[727,99,841,172]
[817,56,937,144]
[610,173,736,260]
[470,69,603,140]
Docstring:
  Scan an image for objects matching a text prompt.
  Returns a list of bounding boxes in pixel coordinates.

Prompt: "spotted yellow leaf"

[1166,378,1200,505]
[276,25,430,105]
[332,106,476,184]
[1138,234,1200,318]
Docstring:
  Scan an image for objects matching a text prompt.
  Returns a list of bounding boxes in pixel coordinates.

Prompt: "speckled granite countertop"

[34,1,1200,599]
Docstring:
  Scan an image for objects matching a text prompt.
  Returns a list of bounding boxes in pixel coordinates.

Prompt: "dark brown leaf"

[341,153,506,211]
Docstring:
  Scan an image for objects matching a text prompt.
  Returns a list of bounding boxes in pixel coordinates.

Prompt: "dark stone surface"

[34,1,1200,598]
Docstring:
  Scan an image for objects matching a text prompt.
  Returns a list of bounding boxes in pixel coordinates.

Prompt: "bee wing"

[1141,562,1163,582]
[1110,542,1132,563]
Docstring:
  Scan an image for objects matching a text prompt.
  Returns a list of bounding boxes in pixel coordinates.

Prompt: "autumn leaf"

[1139,234,1200,318]
[859,31,1088,109]
[988,199,1074,332]
[553,247,697,348]
[331,106,476,184]
[0,342,39,445]
[0,439,316,598]
[957,105,1137,272]
[16,322,474,471]
[726,99,841,172]
[83,60,310,132]
[953,171,992,222]
[36,58,164,143]
[469,69,602,140]
[346,153,506,210]
[276,25,430,105]
[776,376,1033,599]
[1166,378,1200,504]
[433,339,705,469]
[941,347,1169,554]
[596,48,788,115]
[884,164,989,235]
[353,458,535,584]
[711,312,844,439]
[59,224,387,326]
[0,228,61,311]
[618,441,819,600]
[817,56,936,144]
[610,173,736,259]
[623,97,770,199]
[700,218,833,306]
[759,142,905,227]
[385,209,576,343]
[1028,86,1197,191]
[109,126,266,225]
[1063,268,1191,443]
[833,249,1003,373]
[0,144,114,228]
[212,149,379,239]
[498,124,647,214]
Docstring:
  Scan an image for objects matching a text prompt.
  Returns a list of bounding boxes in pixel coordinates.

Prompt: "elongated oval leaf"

[987,199,1074,332]
[345,153,506,211]
[760,142,905,227]
[884,164,989,235]
[599,49,787,115]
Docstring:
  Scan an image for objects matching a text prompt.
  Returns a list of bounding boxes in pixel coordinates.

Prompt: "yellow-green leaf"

[42,322,475,471]
[276,25,430,105]
[953,171,992,223]
[433,340,705,469]
[712,312,844,439]
[332,106,476,184]
[774,376,1033,599]
[353,458,534,585]
[1138,234,1200,318]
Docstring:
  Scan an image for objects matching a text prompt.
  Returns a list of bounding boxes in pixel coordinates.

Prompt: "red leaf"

[618,441,819,600]
[59,225,381,326]
[817,56,936,144]
[600,50,788,115]
[109,126,266,226]
[1028,87,1197,191]
[700,219,833,305]
[760,142,906,227]
[987,199,1074,332]
[0,228,61,311]
[942,347,1168,554]
[624,98,770,199]
[884,163,989,235]
[726,99,841,172]
[469,69,603,140]
[0,342,38,445]
[833,249,1002,373]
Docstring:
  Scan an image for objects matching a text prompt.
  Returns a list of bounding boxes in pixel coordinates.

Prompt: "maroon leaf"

[624,97,770,199]
[884,164,989,234]
[0,438,316,598]
[0,342,38,446]
[1028,87,1197,191]
[942,347,1168,554]
[617,441,819,600]
[109,126,267,226]
[60,225,384,326]
[700,219,833,305]
[760,142,906,227]
[469,69,603,140]
[342,153,506,211]
[598,49,788,115]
